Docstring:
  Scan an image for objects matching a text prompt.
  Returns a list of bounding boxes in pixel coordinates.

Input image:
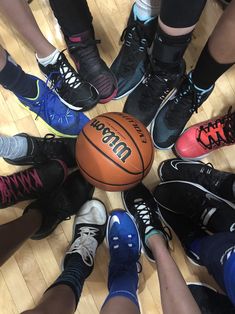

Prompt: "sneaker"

[16,75,89,138]
[123,60,185,126]
[106,209,141,264]
[24,170,95,240]
[150,72,214,149]
[174,107,235,159]
[65,30,117,103]
[63,200,107,268]
[38,52,99,111]
[0,159,67,209]
[4,133,76,168]
[122,183,170,262]
[158,205,207,265]
[154,181,235,233]
[158,158,235,202]
[111,5,157,99]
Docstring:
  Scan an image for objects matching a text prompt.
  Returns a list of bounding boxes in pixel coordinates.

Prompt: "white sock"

[0,136,28,159]
[36,49,60,67]
[134,0,160,21]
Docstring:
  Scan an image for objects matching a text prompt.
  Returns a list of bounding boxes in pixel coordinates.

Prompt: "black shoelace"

[197,107,235,149]
[33,134,64,163]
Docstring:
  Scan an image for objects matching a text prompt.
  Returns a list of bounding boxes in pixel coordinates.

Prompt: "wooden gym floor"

[0,1,235,313]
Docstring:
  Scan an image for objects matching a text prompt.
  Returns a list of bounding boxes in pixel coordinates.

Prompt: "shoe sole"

[121,192,155,263]
[113,74,145,100]
[18,101,78,138]
[105,209,142,257]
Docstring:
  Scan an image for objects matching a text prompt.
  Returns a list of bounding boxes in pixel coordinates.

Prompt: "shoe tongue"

[69,30,94,43]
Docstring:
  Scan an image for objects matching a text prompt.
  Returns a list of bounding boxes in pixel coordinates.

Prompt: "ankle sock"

[0,135,28,159]
[47,253,93,308]
[102,261,139,309]
[0,51,37,97]
[37,49,60,67]
[134,1,159,21]
[152,23,191,73]
[192,41,234,89]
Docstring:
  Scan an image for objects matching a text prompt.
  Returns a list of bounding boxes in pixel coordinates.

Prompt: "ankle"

[146,231,167,250]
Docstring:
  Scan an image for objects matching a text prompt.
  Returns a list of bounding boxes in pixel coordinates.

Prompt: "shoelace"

[197,107,235,149]
[0,169,43,205]
[119,22,148,75]
[67,226,99,266]
[33,134,64,163]
[47,50,82,91]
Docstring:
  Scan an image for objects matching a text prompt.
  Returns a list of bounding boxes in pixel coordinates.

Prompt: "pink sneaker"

[175,107,235,159]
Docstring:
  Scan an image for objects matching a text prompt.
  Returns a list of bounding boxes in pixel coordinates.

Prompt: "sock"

[47,254,93,308]
[145,228,165,248]
[0,136,28,159]
[192,42,234,89]
[36,49,60,67]
[152,23,192,73]
[0,52,37,97]
[102,261,139,309]
[134,1,159,21]
[223,252,235,306]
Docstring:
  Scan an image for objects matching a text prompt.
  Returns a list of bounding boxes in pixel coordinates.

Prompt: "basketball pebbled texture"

[76,112,154,191]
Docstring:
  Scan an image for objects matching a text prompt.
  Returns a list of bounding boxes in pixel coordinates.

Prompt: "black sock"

[47,254,93,308]
[152,23,192,73]
[0,52,37,97]
[192,42,234,89]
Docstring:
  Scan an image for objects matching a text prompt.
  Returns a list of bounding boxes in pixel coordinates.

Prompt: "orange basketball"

[76,112,154,191]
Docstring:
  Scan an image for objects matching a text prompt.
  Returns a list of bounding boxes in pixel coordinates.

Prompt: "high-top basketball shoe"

[175,107,235,159]
[0,159,67,209]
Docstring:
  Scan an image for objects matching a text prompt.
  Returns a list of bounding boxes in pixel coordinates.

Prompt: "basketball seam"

[81,129,143,175]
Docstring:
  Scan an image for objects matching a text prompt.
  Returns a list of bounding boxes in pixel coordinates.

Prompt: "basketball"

[76,112,154,191]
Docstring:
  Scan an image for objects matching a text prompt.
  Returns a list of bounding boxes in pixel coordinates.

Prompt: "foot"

[38,52,99,111]
[4,133,76,168]
[63,199,107,268]
[111,5,157,99]
[124,60,185,126]
[24,170,95,239]
[122,183,170,262]
[158,158,235,202]
[0,159,67,209]
[65,30,117,103]
[16,75,90,137]
[154,180,235,233]
[150,72,214,149]
[175,106,235,159]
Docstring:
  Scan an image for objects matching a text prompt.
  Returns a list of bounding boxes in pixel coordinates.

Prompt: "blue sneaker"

[16,75,89,138]
[106,209,141,265]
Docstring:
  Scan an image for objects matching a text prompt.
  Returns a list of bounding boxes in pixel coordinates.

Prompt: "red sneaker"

[175,107,235,159]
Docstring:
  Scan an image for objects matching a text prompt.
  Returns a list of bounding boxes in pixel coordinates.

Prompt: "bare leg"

[148,234,201,314]
[0,209,42,266]
[158,18,196,36]
[0,0,55,57]
[100,296,139,314]
[208,0,235,63]
[0,46,7,71]
[21,285,75,314]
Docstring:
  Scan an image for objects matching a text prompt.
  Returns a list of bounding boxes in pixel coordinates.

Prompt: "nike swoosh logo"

[109,215,120,230]
[230,223,235,232]
[170,159,201,170]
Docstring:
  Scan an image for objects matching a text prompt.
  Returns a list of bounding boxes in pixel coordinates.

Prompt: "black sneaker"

[63,199,107,269]
[0,159,67,209]
[150,72,214,149]
[4,133,76,168]
[158,205,207,265]
[122,183,171,262]
[111,6,157,99]
[24,170,95,240]
[158,158,235,202]
[123,60,185,126]
[154,181,235,233]
[65,30,117,104]
[38,51,99,111]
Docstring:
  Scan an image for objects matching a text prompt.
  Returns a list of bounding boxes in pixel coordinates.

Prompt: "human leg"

[100,210,141,314]
[122,183,200,314]
[152,0,235,149]
[22,199,107,314]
